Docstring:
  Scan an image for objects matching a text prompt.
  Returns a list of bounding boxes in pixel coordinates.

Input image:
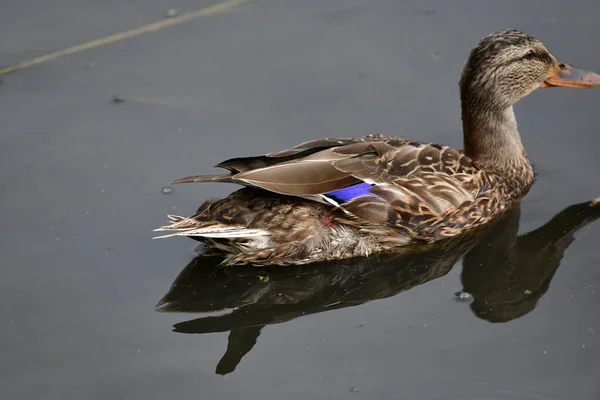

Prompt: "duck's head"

[460,30,600,193]
[460,29,600,112]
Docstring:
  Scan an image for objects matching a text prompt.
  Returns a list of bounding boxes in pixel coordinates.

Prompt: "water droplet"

[165,8,179,18]
[454,291,473,301]
[161,186,173,194]
[524,289,532,295]
[350,387,359,393]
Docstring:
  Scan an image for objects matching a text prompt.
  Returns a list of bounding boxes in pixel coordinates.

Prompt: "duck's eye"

[525,50,535,59]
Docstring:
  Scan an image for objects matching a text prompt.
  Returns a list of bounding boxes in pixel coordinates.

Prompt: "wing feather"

[168,134,486,233]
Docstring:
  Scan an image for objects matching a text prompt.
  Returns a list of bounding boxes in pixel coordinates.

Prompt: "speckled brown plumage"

[154,30,600,265]
[155,134,516,265]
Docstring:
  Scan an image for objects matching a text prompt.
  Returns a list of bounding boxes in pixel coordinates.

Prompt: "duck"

[154,29,600,266]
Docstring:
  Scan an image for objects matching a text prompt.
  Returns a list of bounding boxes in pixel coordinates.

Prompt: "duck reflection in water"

[156,199,600,375]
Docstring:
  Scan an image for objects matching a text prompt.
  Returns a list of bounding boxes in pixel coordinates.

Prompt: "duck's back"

[155,134,511,265]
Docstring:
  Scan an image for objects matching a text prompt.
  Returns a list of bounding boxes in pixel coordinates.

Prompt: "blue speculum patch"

[325,182,373,203]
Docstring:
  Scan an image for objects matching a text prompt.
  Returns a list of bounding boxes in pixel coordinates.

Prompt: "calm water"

[2,0,600,399]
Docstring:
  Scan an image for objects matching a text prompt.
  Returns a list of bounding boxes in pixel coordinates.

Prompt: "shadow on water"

[156,198,600,375]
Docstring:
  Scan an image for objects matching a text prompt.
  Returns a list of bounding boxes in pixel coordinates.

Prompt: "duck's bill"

[542,57,600,88]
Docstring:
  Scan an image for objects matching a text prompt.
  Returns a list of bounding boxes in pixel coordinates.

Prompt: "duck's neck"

[462,105,534,196]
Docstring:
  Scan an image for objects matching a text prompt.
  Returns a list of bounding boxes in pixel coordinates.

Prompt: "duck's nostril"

[559,63,567,70]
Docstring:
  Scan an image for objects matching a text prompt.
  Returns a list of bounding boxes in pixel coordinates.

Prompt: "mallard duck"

[154,30,600,266]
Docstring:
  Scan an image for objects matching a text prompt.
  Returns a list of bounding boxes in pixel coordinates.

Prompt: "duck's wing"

[172,134,487,229]
[323,140,487,237]
[171,134,395,183]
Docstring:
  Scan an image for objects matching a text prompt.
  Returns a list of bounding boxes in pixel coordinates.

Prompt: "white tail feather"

[166,214,186,221]
[152,219,270,240]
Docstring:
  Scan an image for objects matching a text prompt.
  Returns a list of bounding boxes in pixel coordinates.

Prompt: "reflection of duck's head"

[462,199,600,323]
[470,292,539,324]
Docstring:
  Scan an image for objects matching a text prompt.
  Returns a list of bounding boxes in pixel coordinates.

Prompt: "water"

[1,0,600,399]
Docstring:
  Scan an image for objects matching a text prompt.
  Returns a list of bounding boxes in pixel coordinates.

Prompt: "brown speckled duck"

[154,30,600,266]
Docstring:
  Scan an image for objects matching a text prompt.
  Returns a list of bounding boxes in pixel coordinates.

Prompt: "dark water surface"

[2,0,600,399]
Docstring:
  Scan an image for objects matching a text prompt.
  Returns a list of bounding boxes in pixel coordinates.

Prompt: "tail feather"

[154,215,203,231]
[171,174,234,184]
[153,216,270,240]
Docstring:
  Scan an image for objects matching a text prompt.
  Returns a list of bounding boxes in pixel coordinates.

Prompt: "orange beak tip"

[543,60,600,88]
